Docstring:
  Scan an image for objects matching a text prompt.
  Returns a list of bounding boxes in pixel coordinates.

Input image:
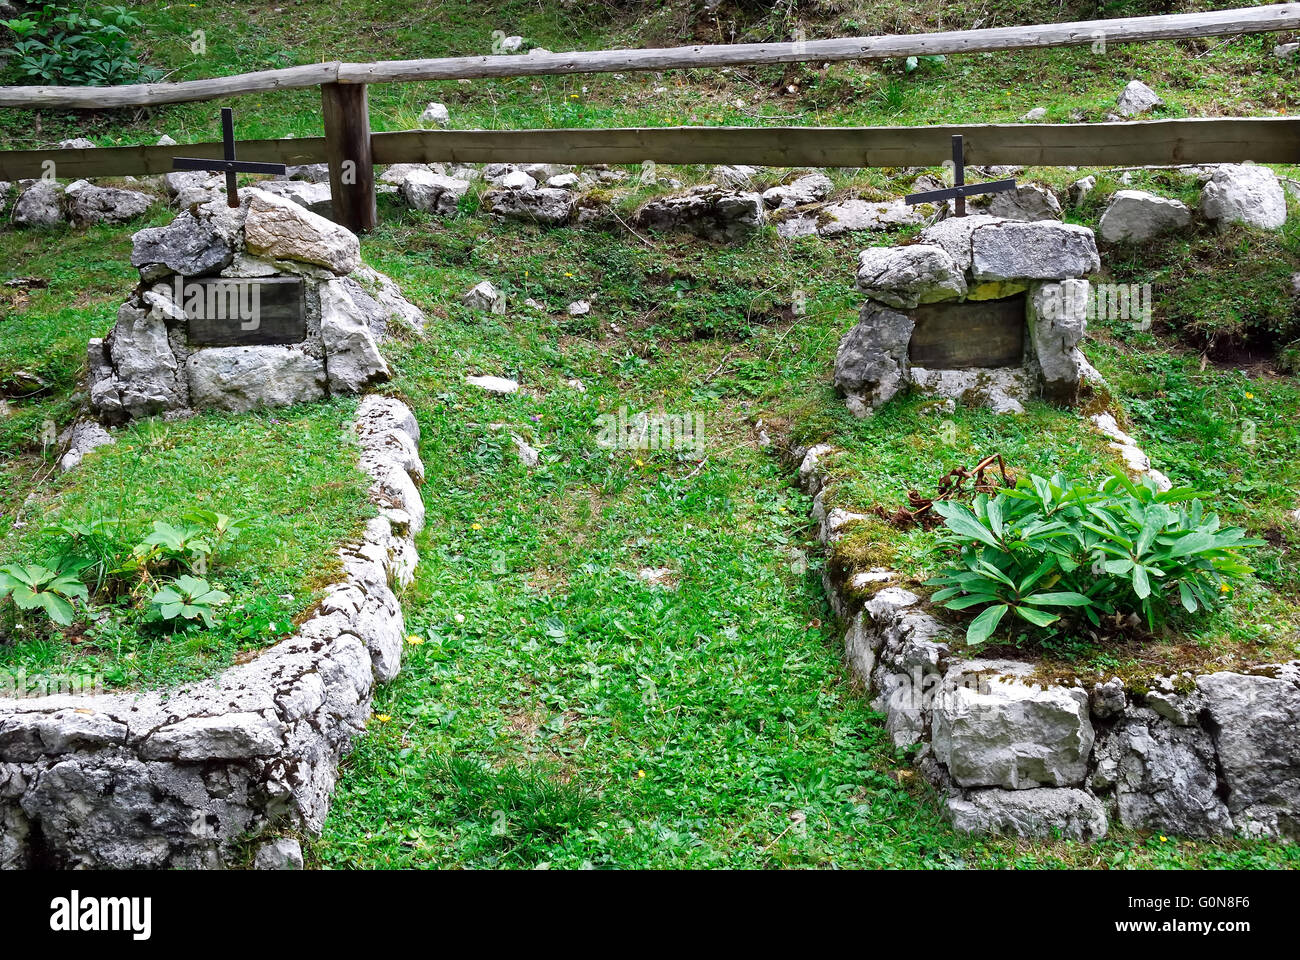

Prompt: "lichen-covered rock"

[1090,708,1233,837]
[485,185,575,226]
[398,168,470,216]
[762,172,833,209]
[910,366,1031,415]
[244,189,361,274]
[947,787,1108,839]
[1198,671,1300,837]
[856,245,966,308]
[833,301,914,411]
[969,220,1100,281]
[818,197,928,235]
[1199,164,1287,231]
[634,185,764,242]
[915,214,1003,272]
[1098,189,1192,243]
[13,179,65,228]
[64,180,155,227]
[932,675,1094,789]
[93,297,189,422]
[164,169,225,209]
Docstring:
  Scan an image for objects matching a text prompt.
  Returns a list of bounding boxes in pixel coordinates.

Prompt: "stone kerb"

[0,395,425,869]
[786,440,1300,842]
[835,217,1102,417]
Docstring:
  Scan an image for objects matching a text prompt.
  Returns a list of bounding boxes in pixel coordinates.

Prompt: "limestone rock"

[419,101,451,127]
[762,172,833,209]
[711,164,758,189]
[947,787,1107,839]
[1028,279,1091,403]
[910,366,1031,415]
[463,280,506,313]
[13,180,65,228]
[1098,189,1192,242]
[244,189,361,274]
[634,185,764,242]
[64,180,155,227]
[58,137,96,150]
[186,346,327,412]
[932,675,1094,788]
[969,220,1100,281]
[95,298,189,421]
[398,168,471,216]
[254,179,334,219]
[319,279,390,393]
[284,162,331,183]
[916,214,1003,272]
[856,244,966,308]
[833,301,914,411]
[253,837,304,870]
[1198,671,1300,837]
[57,419,114,472]
[485,185,575,226]
[131,200,243,278]
[1199,164,1287,231]
[165,169,225,208]
[1116,80,1164,117]
[1091,709,1232,836]
[466,374,519,395]
[1069,175,1096,208]
[818,197,927,235]
[976,183,1061,221]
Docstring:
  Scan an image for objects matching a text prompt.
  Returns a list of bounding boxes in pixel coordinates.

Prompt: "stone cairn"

[88,188,423,424]
[834,216,1102,416]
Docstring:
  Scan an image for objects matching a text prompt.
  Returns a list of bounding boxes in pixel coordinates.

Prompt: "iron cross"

[171,107,287,207]
[905,135,1017,217]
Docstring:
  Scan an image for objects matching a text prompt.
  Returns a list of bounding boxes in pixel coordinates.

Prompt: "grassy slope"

[0,1,1297,864]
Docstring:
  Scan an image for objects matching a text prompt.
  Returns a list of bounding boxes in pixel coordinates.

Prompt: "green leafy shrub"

[1,4,160,87]
[0,559,90,626]
[147,575,230,629]
[926,470,1260,647]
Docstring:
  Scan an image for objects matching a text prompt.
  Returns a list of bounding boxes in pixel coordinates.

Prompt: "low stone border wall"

[0,395,424,869]
[789,441,1300,842]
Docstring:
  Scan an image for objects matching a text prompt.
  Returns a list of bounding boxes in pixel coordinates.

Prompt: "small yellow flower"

[471,522,482,530]
[1220,583,1231,593]
[1245,392,1255,399]
[636,769,646,779]
[375,714,392,723]
[635,459,645,467]
[406,635,424,646]
[1159,835,1168,842]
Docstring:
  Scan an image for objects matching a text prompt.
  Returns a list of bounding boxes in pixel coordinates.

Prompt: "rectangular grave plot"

[908,295,1025,369]
[182,277,307,347]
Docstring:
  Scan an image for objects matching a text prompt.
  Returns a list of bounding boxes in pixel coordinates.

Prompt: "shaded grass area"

[0,401,373,689]
[313,211,1298,867]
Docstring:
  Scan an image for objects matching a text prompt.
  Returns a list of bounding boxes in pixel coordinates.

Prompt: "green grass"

[0,401,373,689]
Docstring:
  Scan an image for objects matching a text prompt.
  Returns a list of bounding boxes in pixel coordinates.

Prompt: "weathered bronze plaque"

[908,295,1025,369]
[179,276,307,347]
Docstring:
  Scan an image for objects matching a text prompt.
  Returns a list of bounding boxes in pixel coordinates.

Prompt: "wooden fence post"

[321,81,376,233]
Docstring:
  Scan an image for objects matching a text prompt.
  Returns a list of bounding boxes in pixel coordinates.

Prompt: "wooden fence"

[1,5,1297,232]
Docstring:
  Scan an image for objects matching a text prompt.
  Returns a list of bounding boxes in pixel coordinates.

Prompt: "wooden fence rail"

[0,4,1296,109]
[3,119,1296,182]
[1,5,1297,231]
